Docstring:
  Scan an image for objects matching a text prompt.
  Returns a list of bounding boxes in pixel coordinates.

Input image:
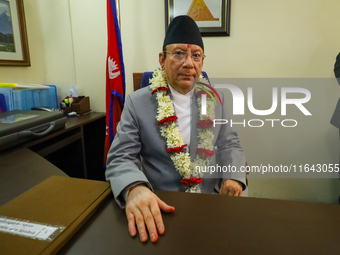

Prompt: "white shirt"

[168,85,194,148]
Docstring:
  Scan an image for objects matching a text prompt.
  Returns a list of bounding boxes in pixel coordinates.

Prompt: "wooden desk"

[57,191,340,255]
[14,112,106,180]
[1,148,340,254]
[0,148,68,206]
[2,112,340,254]
[0,112,105,204]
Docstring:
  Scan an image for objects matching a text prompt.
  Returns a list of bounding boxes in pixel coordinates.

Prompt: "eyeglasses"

[164,50,205,62]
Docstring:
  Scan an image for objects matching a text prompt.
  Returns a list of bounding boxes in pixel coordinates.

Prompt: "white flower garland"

[150,69,216,193]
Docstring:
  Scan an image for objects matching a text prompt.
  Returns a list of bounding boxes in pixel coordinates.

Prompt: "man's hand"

[219,179,243,196]
[126,185,175,243]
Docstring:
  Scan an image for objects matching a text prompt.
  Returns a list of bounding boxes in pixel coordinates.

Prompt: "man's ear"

[159,52,165,70]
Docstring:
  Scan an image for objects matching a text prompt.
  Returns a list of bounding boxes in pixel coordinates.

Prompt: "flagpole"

[115,0,121,28]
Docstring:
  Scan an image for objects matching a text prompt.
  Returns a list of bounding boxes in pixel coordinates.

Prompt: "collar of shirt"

[168,84,194,106]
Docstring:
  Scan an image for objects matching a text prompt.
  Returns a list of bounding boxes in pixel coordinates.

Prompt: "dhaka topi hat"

[163,15,204,51]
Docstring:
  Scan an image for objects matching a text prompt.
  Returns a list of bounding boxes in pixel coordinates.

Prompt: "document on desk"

[0,216,64,241]
[0,176,111,255]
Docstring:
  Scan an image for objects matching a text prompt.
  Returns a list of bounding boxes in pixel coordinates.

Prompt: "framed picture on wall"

[0,0,30,66]
[165,0,231,37]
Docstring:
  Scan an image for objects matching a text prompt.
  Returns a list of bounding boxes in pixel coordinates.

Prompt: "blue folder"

[0,93,7,113]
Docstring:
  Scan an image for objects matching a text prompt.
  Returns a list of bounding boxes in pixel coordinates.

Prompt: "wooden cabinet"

[25,112,106,180]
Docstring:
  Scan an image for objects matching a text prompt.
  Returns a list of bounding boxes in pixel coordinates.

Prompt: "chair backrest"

[140,71,210,89]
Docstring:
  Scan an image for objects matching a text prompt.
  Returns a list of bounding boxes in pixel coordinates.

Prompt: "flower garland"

[150,69,216,193]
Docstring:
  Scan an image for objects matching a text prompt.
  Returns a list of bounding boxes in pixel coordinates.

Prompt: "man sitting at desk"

[106,15,247,243]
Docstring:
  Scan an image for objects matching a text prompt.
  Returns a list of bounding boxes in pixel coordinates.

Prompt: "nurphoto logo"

[200,84,312,128]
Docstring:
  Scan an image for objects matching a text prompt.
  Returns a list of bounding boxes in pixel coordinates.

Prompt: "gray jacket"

[105,86,246,208]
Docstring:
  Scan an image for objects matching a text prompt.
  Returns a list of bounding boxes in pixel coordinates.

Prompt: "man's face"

[159,43,204,94]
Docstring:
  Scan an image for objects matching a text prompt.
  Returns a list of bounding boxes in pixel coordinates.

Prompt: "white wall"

[120,0,340,90]
[1,0,340,203]
[204,0,340,78]
[68,0,107,112]
[0,0,76,104]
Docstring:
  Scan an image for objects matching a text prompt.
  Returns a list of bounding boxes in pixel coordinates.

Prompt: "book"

[0,94,7,112]
[46,85,58,108]
[0,87,14,111]
[0,176,111,255]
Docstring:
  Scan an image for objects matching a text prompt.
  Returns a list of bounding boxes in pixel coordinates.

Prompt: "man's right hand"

[126,184,175,242]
